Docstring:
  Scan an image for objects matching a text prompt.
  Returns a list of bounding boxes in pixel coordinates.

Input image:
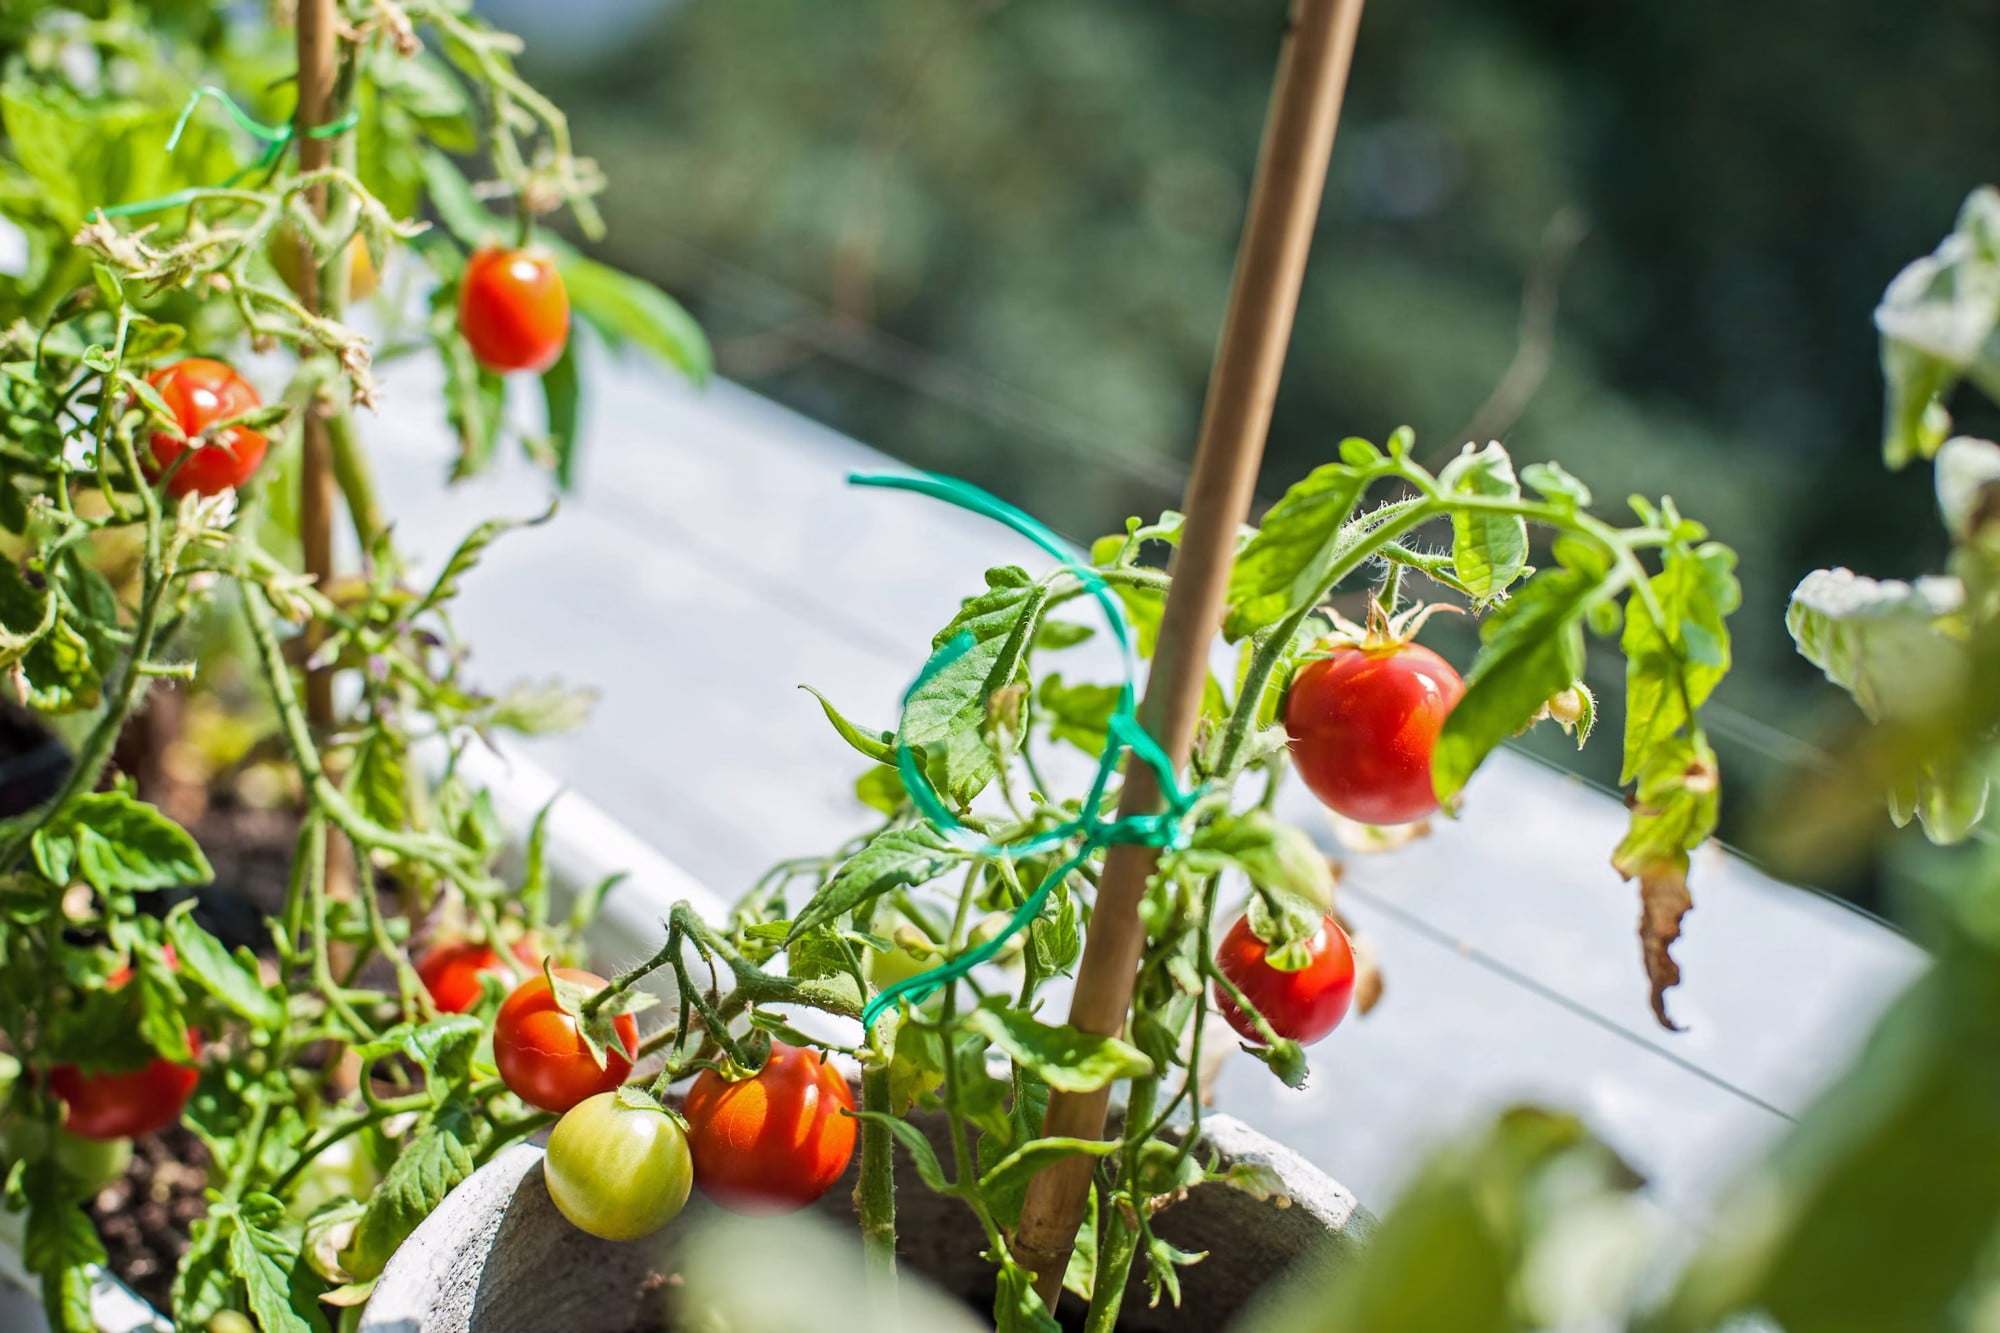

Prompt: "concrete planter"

[358,1108,1367,1333]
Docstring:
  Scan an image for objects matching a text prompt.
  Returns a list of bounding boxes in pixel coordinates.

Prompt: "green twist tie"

[87,85,361,222]
[852,472,1201,1028]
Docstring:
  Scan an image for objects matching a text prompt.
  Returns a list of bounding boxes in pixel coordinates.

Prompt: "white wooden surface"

[366,341,1924,1221]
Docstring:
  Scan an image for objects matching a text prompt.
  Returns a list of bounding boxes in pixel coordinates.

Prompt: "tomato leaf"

[557,252,712,383]
[1433,554,1606,800]
[1175,809,1334,910]
[1786,567,1966,726]
[64,791,211,893]
[22,1160,104,1333]
[978,1136,1120,1213]
[962,1002,1152,1094]
[229,1209,330,1333]
[1438,440,1530,602]
[1520,460,1593,510]
[848,1109,950,1193]
[341,1105,478,1281]
[1612,734,1720,1029]
[789,827,959,941]
[1224,460,1374,641]
[1621,543,1740,784]
[1873,185,2000,468]
[166,906,283,1029]
[414,505,557,620]
[1035,674,1121,757]
[801,685,897,765]
[540,338,583,489]
[354,1015,485,1101]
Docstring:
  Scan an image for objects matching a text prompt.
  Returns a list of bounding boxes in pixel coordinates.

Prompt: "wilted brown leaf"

[1629,854,1692,1031]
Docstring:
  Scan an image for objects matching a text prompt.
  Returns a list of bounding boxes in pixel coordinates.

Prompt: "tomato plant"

[494,968,639,1113]
[1285,639,1464,825]
[0,0,709,1322]
[683,1042,857,1213]
[1211,911,1356,1046]
[543,1089,693,1241]
[142,358,270,498]
[458,247,570,374]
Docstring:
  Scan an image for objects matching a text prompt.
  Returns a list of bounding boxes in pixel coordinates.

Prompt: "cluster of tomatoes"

[140,245,569,500]
[1210,637,1465,1049]
[418,944,855,1243]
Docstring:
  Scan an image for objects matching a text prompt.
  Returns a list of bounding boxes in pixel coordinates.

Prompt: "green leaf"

[166,906,283,1029]
[230,1212,330,1333]
[353,1016,485,1101]
[60,791,211,893]
[1434,556,1606,799]
[1613,734,1720,878]
[979,1136,1120,1222]
[557,252,712,382]
[22,1161,104,1333]
[900,569,1049,806]
[962,1002,1152,1094]
[541,339,583,489]
[1874,186,2000,468]
[849,1110,949,1192]
[1786,567,1966,724]
[1519,459,1593,510]
[1935,434,2000,546]
[418,150,501,247]
[1438,441,1529,601]
[481,678,599,735]
[1175,809,1334,909]
[855,765,909,815]
[1225,461,1373,640]
[1248,1107,1638,1333]
[790,827,959,939]
[415,505,556,619]
[802,685,896,765]
[1621,542,1740,783]
[341,1105,478,1281]
[1034,674,1121,756]
[1028,882,1081,977]
[0,558,98,713]
[174,1213,235,1326]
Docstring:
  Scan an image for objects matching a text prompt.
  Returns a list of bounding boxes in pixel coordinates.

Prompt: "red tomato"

[682,1041,856,1213]
[143,358,268,497]
[417,940,539,1014]
[457,247,569,374]
[51,946,199,1141]
[493,968,636,1114]
[1212,912,1356,1047]
[1284,641,1465,825]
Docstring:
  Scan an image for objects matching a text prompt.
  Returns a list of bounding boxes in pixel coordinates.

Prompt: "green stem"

[856,1062,898,1280]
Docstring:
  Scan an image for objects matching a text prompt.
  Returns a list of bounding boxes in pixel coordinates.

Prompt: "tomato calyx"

[545,961,656,1072]
[1298,598,1461,663]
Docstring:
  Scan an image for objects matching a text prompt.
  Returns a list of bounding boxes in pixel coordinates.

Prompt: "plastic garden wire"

[87,84,360,221]
[850,471,1202,1027]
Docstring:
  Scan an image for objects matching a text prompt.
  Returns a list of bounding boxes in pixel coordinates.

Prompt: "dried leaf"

[1632,856,1693,1031]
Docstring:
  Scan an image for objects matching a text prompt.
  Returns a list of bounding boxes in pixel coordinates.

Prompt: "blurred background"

[485,0,2000,915]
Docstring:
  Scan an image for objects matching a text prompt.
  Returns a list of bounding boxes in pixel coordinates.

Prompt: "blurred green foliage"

[525,0,2000,907]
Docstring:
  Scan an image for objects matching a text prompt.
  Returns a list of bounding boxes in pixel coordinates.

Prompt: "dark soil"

[85,1125,212,1313]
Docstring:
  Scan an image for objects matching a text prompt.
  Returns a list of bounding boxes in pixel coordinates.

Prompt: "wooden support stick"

[1011,0,1368,1302]
[295,0,339,737]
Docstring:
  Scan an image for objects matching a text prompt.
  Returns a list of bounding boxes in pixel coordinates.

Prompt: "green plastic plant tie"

[86,86,361,222]
[850,472,1202,1028]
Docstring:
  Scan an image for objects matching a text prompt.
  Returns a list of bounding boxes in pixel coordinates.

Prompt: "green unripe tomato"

[207,1313,255,1333]
[968,911,1026,963]
[1,1121,131,1189]
[543,1091,692,1242]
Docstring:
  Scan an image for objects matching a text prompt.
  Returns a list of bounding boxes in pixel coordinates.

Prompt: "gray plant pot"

[358,1107,1368,1333]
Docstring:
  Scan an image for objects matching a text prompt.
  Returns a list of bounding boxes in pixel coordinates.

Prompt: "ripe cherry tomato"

[417,939,539,1014]
[457,247,569,374]
[1284,641,1465,825]
[143,358,268,498]
[493,968,636,1114]
[543,1091,693,1241]
[1212,912,1356,1047]
[682,1041,856,1213]
[50,950,200,1141]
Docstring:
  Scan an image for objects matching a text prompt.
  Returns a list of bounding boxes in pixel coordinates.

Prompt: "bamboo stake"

[295,0,339,737]
[1012,0,1368,1303]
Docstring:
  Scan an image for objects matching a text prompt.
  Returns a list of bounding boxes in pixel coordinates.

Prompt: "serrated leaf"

[230,1215,329,1333]
[1613,734,1720,1030]
[166,906,282,1028]
[1177,809,1333,909]
[63,790,211,893]
[979,1136,1119,1215]
[962,1003,1152,1094]
[1225,462,1372,640]
[354,1015,485,1099]
[790,827,959,940]
[903,570,1050,807]
[1621,542,1740,783]
[1874,186,2000,468]
[1434,557,1607,799]
[1035,674,1121,756]
[341,1105,478,1281]
[1439,441,1529,600]
[414,505,556,620]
